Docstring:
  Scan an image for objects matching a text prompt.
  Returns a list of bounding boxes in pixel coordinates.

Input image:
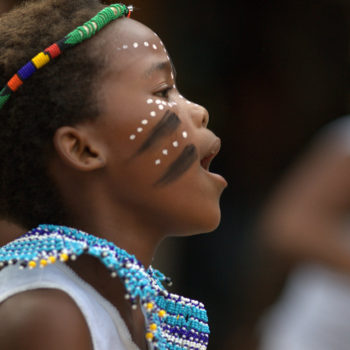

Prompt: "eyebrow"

[154,144,198,186]
[169,59,177,79]
[135,110,181,155]
[144,59,177,79]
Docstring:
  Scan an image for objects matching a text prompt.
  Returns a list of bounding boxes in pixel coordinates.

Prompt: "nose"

[190,103,209,128]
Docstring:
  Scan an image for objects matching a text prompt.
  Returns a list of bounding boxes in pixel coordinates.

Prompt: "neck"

[63,185,165,267]
[71,218,161,267]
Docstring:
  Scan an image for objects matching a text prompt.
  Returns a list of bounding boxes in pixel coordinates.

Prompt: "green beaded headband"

[0,3,133,110]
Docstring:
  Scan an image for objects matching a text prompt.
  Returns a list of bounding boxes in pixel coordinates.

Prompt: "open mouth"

[200,138,221,171]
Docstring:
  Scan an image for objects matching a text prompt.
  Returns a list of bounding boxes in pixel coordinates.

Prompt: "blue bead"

[17,62,36,80]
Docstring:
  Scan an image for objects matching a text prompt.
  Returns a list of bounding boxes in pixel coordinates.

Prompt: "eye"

[154,86,172,100]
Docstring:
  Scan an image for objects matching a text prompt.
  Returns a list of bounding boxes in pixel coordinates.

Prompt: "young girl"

[0,1,227,349]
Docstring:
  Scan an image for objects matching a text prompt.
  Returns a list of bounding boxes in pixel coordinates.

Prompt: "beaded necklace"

[0,225,209,350]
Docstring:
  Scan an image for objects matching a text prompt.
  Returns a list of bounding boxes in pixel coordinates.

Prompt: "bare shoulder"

[0,288,92,350]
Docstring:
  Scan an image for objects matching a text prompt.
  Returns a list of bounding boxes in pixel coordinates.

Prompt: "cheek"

[126,98,194,185]
[137,167,222,235]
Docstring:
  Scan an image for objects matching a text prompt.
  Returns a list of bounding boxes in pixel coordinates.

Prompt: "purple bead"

[17,62,36,80]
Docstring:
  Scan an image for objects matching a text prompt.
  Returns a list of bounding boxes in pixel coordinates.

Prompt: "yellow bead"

[40,259,47,267]
[60,253,69,262]
[158,310,166,318]
[145,332,154,341]
[28,261,37,268]
[146,302,153,311]
[31,52,50,69]
[177,314,180,320]
[48,256,56,264]
[149,323,157,331]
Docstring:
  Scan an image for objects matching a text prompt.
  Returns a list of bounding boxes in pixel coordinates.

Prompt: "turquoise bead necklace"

[0,224,209,350]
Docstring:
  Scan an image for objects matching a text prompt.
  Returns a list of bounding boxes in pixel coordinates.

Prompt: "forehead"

[108,18,157,44]
[98,18,168,73]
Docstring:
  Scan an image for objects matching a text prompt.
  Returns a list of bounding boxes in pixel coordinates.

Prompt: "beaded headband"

[0,3,133,110]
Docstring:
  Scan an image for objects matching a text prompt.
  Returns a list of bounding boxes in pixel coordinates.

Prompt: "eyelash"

[155,86,172,100]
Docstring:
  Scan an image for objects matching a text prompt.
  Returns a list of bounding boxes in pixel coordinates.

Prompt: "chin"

[201,198,223,230]
[181,205,222,236]
[201,210,222,233]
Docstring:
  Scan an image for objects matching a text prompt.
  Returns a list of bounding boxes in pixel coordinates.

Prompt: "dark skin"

[0,289,93,350]
[0,18,227,349]
[0,0,22,15]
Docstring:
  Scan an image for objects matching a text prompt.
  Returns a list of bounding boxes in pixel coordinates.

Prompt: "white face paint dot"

[179,95,184,99]
[182,131,188,139]
[162,149,168,155]
[150,111,156,117]
[123,44,128,49]
[144,41,149,47]
[155,159,161,165]
[152,44,157,50]
[173,141,179,148]
[162,101,167,106]
[137,127,143,133]
[158,105,164,110]
[168,103,172,107]
[141,119,148,125]
[186,100,191,104]
[147,98,153,104]
[129,134,136,140]
[155,99,161,104]
[133,42,139,48]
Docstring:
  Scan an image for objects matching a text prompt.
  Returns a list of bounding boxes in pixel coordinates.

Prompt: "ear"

[53,126,106,171]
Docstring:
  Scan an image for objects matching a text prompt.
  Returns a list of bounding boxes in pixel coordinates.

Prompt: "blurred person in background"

[257,116,350,350]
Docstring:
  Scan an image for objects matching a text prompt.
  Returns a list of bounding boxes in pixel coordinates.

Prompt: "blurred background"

[138,1,350,349]
[2,0,350,349]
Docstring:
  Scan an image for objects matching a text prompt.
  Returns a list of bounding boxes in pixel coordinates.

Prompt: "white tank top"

[0,262,140,350]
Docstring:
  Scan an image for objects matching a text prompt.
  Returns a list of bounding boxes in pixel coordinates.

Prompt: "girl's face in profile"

[92,18,227,236]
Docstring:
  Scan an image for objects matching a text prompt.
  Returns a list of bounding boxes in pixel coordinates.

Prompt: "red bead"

[44,43,61,59]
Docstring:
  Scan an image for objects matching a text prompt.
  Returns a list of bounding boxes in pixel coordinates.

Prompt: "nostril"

[202,112,209,128]
[190,104,209,128]
[202,115,208,127]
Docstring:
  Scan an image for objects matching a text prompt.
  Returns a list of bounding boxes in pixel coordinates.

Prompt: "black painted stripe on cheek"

[136,110,181,155]
[154,144,198,186]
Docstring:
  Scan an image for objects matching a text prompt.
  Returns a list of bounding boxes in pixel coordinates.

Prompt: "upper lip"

[199,136,221,171]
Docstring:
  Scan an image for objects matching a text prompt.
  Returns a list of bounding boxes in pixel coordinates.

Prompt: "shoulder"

[0,288,92,350]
